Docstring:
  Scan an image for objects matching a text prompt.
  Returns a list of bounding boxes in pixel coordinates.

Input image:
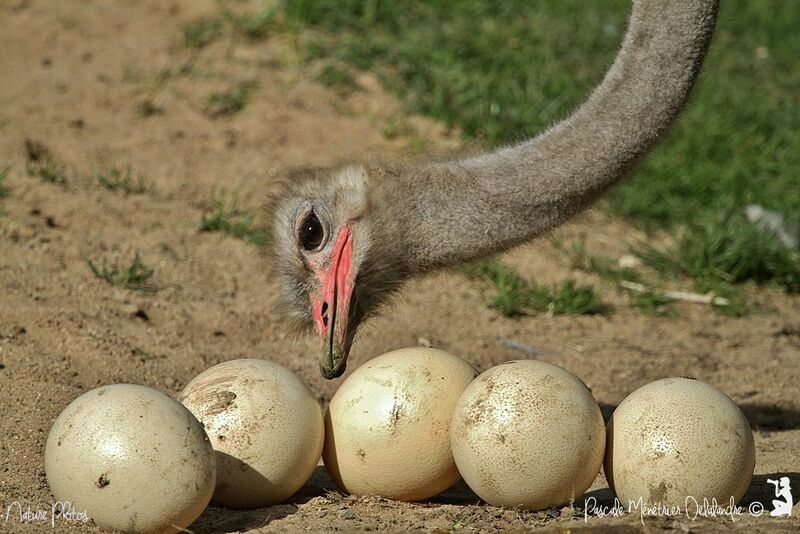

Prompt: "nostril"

[321,302,329,328]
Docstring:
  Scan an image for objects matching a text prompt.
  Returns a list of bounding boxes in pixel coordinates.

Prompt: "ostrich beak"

[313,227,355,379]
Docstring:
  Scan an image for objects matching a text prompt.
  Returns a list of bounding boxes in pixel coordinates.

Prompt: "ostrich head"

[272,165,407,379]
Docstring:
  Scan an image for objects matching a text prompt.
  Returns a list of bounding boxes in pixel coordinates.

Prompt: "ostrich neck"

[380,0,718,274]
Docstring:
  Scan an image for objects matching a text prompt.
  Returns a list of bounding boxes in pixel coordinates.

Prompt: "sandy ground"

[0,0,798,532]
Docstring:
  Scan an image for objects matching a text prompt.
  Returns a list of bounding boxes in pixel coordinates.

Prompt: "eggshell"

[451,360,605,510]
[45,384,216,534]
[179,359,324,508]
[323,347,477,501]
[604,377,755,508]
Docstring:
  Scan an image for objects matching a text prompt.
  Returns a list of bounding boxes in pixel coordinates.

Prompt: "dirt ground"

[1,1,798,532]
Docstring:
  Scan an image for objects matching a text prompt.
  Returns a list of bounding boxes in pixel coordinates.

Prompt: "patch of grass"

[450,511,469,531]
[408,135,429,154]
[206,80,258,118]
[26,157,67,184]
[200,191,269,246]
[315,64,358,93]
[381,116,414,139]
[131,347,163,362]
[700,282,747,316]
[0,167,9,198]
[183,18,223,48]
[561,239,641,283]
[183,8,280,48]
[536,279,603,316]
[635,214,800,294]
[0,167,8,217]
[231,8,277,39]
[625,288,676,317]
[136,99,165,117]
[94,167,149,194]
[462,259,602,316]
[87,253,155,291]
[462,260,528,316]
[693,280,749,317]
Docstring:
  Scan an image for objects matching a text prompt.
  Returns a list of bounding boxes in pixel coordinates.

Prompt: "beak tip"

[320,360,346,379]
[320,349,348,379]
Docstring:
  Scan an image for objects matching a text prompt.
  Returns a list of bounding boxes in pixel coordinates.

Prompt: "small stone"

[618,254,642,269]
[17,225,36,240]
[340,509,355,520]
[119,303,138,316]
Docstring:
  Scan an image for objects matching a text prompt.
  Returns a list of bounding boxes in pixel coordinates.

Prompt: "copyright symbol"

[749,501,764,516]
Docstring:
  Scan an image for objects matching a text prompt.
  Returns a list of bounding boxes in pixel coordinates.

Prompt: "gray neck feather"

[378,0,719,273]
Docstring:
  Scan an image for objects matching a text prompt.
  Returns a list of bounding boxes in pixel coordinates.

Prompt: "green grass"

[461,259,602,316]
[381,116,414,140]
[87,253,155,291]
[94,167,149,194]
[315,64,358,94]
[0,167,9,198]
[625,288,676,317]
[131,347,162,362]
[559,237,750,315]
[206,81,258,117]
[559,238,641,283]
[635,214,800,294]
[538,279,603,316]
[230,9,276,39]
[136,99,165,117]
[182,8,276,48]
[199,191,269,246]
[275,0,800,293]
[450,511,469,531]
[0,167,8,217]
[26,157,67,184]
[183,18,223,48]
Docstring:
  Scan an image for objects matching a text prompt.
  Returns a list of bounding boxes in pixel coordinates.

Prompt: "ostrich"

[273,0,720,379]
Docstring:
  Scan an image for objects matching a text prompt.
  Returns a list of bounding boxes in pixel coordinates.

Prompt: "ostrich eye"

[298,212,325,251]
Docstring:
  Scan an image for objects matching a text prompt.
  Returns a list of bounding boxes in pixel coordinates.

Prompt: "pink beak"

[312,227,355,378]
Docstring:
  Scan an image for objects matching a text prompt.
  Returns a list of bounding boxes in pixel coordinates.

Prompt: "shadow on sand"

[190,464,335,533]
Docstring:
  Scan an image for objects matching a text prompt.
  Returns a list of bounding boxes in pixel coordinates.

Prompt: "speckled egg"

[450,360,605,510]
[179,359,324,508]
[323,347,477,501]
[45,384,216,534]
[604,377,755,507]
